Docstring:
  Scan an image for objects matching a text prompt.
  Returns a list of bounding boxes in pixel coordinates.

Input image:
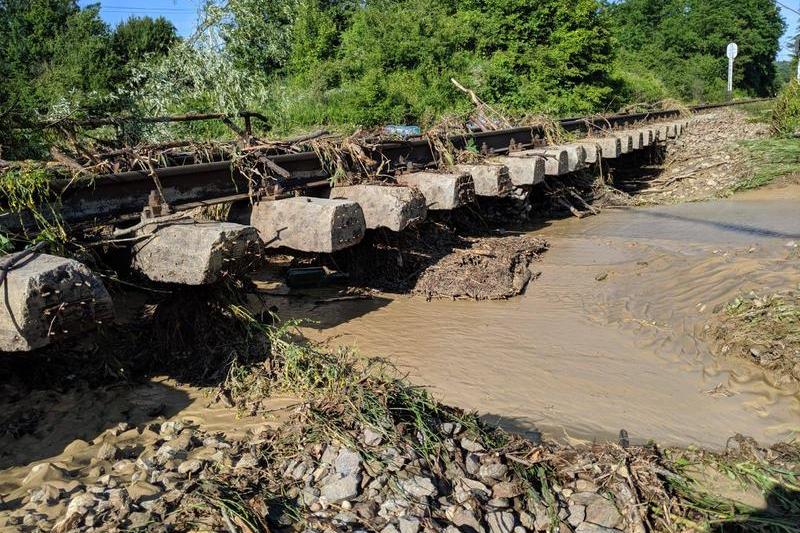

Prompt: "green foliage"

[130,0,617,137]
[0,0,789,152]
[0,163,67,248]
[736,136,800,191]
[110,16,178,71]
[608,0,785,102]
[771,80,800,137]
[0,1,177,158]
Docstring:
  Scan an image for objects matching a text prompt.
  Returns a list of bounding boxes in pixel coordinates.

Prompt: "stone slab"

[564,144,587,171]
[251,197,365,253]
[455,164,513,197]
[666,123,678,138]
[0,253,113,352]
[396,172,475,210]
[488,156,545,187]
[580,137,621,159]
[332,184,427,231]
[133,221,260,285]
[616,133,634,154]
[639,128,654,147]
[514,148,569,175]
[630,130,644,150]
[572,142,599,164]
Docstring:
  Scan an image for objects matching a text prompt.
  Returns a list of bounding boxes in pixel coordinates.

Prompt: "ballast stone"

[132,221,260,285]
[251,197,366,253]
[455,164,513,197]
[488,155,545,187]
[397,172,475,210]
[0,253,113,352]
[332,184,427,231]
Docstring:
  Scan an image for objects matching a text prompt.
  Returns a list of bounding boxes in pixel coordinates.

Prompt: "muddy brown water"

[287,185,800,450]
[1,185,798,503]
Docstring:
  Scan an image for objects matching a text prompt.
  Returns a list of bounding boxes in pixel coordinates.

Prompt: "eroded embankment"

[2,319,799,532]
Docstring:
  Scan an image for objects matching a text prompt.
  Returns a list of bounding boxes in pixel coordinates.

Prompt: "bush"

[771,80,800,137]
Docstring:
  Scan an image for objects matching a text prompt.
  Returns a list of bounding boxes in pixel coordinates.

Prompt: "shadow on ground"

[709,484,800,532]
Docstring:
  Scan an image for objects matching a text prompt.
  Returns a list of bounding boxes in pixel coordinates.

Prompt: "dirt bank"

[325,214,549,300]
[610,108,780,204]
[2,323,799,532]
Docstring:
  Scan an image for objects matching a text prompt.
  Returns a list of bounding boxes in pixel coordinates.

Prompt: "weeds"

[736,138,800,191]
[0,163,68,251]
[772,80,800,137]
[708,289,800,383]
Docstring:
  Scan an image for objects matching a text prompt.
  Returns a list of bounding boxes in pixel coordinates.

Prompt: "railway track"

[0,98,769,233]
[0,98,769,352]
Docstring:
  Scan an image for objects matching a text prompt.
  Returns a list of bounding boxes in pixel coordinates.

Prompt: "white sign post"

[726,42,738,101]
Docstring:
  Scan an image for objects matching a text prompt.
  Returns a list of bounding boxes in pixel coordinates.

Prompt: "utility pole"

[726,42,738,101]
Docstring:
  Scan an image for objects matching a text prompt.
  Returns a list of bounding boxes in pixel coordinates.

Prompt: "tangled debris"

[332,219,548,300]
[413,235,547,300]
[708,289,800,385]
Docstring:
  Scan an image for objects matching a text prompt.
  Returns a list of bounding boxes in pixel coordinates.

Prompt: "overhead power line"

[775,0,800,16]
[99,7,197,13]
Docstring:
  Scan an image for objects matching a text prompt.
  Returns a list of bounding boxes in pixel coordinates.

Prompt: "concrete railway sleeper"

[1,114,696,351]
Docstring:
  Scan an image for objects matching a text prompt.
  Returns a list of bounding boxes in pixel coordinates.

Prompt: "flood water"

[1,185,798,502]
[290,185,800,449]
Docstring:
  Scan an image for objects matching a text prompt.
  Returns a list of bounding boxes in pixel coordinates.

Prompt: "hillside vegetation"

[0,0,790,156]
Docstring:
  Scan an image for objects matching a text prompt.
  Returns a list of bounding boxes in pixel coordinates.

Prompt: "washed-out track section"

[1,116,694,352]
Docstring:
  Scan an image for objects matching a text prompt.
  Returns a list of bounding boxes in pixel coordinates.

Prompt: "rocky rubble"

[629,109,770,204]
[0,420,240,532]
[1,414,652,533]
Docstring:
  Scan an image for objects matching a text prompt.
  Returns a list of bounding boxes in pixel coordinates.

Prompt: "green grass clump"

[741,101,775,125]
[736,138,800,191]
[0,163,67,251]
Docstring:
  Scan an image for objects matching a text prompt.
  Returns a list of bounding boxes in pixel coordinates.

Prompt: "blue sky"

[84,0,800,60]
[78,1,203,37]
[778,2,799,60]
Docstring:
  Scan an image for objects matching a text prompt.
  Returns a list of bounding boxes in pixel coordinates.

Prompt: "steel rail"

[0,98,771,233]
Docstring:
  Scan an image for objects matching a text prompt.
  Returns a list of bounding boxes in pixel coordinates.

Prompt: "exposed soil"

[2,329,799,533]
[709,288,800,386]
[331,217,548,300]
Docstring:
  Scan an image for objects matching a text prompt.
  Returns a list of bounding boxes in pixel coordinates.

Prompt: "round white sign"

[727,42,738,60]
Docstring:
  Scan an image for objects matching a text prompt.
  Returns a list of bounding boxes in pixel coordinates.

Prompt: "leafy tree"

[111,16,178,68]
[608,0,785,101]
[0,1,178,157]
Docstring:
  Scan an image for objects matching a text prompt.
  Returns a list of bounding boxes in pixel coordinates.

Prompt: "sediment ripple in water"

[291,186,800,449]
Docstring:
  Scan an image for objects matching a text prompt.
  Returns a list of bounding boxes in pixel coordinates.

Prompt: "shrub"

[771,80,800,137]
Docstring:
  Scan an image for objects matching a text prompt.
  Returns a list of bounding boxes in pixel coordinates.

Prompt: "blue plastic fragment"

[383,125,421,138]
